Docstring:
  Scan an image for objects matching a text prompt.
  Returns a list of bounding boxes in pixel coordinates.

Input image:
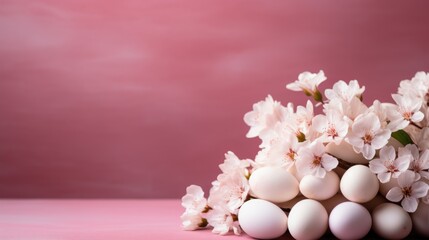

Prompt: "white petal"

[380,146,396,161]
[312,115,328,133]
[321,154,339,171]
[412,181,429,198]
[388,118,409,132]
[395,156,411,172]
[411,111,424,122]
[401,197,418,213]
[286,82,302,91]
[378,172,392,183]
[372,130,391,149]
[369,159,388,174]
[386,187,404,202]
[347,136,364,149]
[398,171,416,188]
[362,144,376,160]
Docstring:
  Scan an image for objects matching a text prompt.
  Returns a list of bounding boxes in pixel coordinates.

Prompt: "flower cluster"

[181,71,429,237]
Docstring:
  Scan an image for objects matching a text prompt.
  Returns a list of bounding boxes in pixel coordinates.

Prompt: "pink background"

[1,0,429,198]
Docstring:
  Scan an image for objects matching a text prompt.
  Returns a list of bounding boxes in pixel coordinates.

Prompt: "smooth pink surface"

[0,199,250,240]
[1,1,429,198]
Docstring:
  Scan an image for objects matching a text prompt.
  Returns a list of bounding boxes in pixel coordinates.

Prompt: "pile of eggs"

[238,162,429,239]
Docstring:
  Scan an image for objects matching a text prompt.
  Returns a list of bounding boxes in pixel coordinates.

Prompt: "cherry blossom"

[243,95,283,138]
[181,185,207,213]
[206,207,241,235]
[255,133,301,170]
[218,151,251,177]
[369,146,410,183]
[312,110,348,144]
[208,172,249,215]
[386,170,429,212]
[296,140,338,178]
[181,185,208,230]
[399,144,429,180]
[286,70,326,96]
[347,112,391,160]
[398,71,429,101]
[387,94,424,131]
[325,80,365,103]
[180,211,206,231]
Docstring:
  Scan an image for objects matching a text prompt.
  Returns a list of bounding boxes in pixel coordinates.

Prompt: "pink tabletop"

[0,199,253,240]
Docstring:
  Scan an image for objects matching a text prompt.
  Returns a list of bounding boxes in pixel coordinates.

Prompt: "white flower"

[206,207,241,235]
[387,94,424,131]
[286,70,327,95]
[312,110,349,144]
[243,95,283,138]
[296,140,338,178]
[181,185,207,213]
[369,146,410,183]
[181,185,208,230]
[386,170,429,212]
[180,211,206,231]
[400,144,429,180]
[295,100,314,134]
[255,133,301,170]
[398,71,429,100]
[218,151,251,176]
[208,172,249,214]
[325,80,365,103]
[347,112,391,160]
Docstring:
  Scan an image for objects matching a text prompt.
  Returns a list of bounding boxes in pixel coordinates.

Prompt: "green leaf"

[391,130,414,146]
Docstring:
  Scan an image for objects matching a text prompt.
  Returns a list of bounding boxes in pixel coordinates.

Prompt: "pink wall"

[1,0,429,198]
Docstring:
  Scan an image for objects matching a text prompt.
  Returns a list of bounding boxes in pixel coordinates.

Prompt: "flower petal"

[386,187,404,202]
[401,197,419,213]
[321,154,339,171]
[369,159,388,174]
[411,181,429,198]
[411,111,424,123]
[378,172,392,183]
[362,144,376,160]
[398,171,416,188]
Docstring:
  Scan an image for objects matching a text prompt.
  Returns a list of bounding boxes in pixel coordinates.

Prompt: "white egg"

[288,199,328,240]
[329,201,372,239]
[325,140,368,164]
[249,167,299,203]
[411,202,429,237]
[299,171,339,200]
[372,203,412,239]
[238,199,288,239]
[340,165,379,203]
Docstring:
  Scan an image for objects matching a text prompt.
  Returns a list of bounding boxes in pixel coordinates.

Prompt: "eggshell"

[299,171,339,200]
[238,199,288,239]
[326,140,368,164]
[249,167,299,203]
[329,202,372,239]
[340,165,379,203]
[372,203,412,239]
[288,199,328,240]
[411,202,429,237]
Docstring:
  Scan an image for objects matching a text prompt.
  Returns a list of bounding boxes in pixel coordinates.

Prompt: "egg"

[325,140,368,164]
[329,201,372,239]
[249,167,299,203]
[299,171,339,200]
[411,202,429,237]
[340,165,379,203]
[288,199,328,240]
[372,203,412,239]
[238,199,288,239]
